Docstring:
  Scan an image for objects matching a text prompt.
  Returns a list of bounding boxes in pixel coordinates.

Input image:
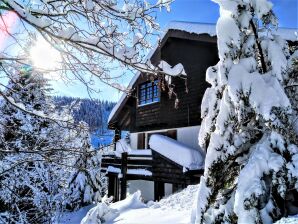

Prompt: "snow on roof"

[108,21,297,124]
[165,21,217,36]
[106,166,152,176]
[127,169,152,176]
[149,134,205,170]
[128,149,152,156]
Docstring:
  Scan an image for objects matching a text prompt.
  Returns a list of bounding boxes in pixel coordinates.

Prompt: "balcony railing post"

[120,152,128,200]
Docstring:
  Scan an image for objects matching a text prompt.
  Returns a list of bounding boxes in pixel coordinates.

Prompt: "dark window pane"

[139,80,160,105]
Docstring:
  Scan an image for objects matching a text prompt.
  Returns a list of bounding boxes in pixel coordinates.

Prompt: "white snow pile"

[80,202,118,224]
[81,185,198,224]
[106,166,121,174]
[110,139,152,158]
[127,169,152,176]
[150,184,198,211]
[274,215,298,224]
[159,60,187,76]
[128,149,152,156]
[81,191,146,224]
[149,134,205,170]
[57,205,95,224]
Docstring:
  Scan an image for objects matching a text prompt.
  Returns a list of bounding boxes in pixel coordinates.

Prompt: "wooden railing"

[101,150,203,201]
[101,152,153,173]
[101,152,153,200]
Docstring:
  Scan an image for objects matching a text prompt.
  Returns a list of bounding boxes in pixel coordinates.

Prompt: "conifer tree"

[67,122,105,210]
[194,1,298,223]
[0,66,78,223]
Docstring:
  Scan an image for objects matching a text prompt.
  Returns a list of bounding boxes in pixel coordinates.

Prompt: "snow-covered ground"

[58,185,297,224]
[58,185,198,224]
[274,215,298,224]
[57,205,96,224]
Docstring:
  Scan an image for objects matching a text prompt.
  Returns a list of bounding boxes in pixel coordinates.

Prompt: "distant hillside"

[54,96,115,134]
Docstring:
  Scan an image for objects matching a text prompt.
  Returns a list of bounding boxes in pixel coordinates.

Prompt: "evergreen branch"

[250,20,267,73]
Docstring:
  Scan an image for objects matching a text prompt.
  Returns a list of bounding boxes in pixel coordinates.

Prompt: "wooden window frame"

[138,80,160,106]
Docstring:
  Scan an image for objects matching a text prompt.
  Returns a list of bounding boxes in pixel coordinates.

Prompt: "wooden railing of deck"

[101,152,153,200]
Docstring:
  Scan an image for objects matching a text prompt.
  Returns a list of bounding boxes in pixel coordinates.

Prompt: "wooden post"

[113,128,121,150]
[154,181,165,201]
[120,152,128,200]
[108,174,119,201]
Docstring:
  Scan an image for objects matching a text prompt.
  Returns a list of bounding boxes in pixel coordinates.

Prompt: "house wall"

[108,31,218,133]
[131,35,218,133]
[130,132,138,149]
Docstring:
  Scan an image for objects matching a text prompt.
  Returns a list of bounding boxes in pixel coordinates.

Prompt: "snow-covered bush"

[194,0,298,223]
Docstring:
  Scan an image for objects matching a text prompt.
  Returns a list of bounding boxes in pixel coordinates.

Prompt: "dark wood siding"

[109,30,219,133]
[132,35,218,132]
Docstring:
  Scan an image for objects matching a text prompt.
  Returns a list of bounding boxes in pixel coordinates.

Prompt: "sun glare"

[30,37,62,78]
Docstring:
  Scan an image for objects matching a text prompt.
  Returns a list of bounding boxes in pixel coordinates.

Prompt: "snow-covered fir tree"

[0,66,101,223]
[194,0,298,223]
[67,122,105,210]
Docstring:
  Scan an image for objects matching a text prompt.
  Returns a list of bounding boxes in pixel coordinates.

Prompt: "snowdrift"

[149,134,205,170]
[81,191,146,224]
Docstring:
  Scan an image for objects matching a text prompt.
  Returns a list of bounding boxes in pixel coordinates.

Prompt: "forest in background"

[54,96,116,147]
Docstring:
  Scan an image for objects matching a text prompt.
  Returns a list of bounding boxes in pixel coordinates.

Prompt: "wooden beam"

[107,174,119,202]
[120,152,128,200]
[154,181,165,201]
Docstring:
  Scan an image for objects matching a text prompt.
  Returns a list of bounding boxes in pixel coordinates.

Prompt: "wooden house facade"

[104,22,297,202]
[104,22,218,201]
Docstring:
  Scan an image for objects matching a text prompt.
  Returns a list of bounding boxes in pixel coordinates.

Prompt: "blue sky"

[52,0,298,101]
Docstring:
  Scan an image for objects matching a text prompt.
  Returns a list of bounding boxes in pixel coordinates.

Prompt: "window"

[139,80,160,105]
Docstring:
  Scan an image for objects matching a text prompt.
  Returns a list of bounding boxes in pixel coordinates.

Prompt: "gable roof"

[108,21,297,127]
[108,22,218,126]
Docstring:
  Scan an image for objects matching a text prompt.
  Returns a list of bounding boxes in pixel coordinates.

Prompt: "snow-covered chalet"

[104,21,298,202]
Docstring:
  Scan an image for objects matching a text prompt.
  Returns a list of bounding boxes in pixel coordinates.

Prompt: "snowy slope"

[60,185,297,224]
[81,185,198,224]
[274,215,298,224]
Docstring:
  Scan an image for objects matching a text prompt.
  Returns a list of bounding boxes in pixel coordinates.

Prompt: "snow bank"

[110,190,147,212]
[56,205,95,224]
[81,203,118,224]
[81,191,146,224]
[274,215,298,224]
[149,134,205,170]
[151,184,198,211]
[81,185,199,224]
